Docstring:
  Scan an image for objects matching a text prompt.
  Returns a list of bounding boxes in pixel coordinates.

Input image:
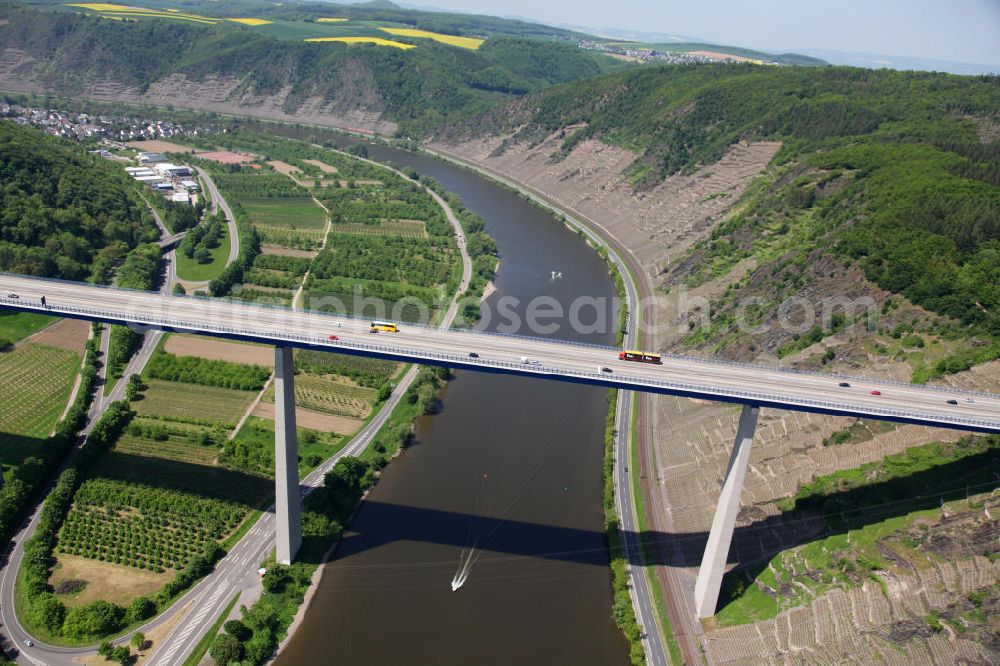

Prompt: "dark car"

[7,293,18,299]
[946,399,958,405]
[468,352,479,358]
[838,382,850,388]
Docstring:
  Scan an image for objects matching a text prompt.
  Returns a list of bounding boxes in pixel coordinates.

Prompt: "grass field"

[175,222,231,282]
[263,374,376,419]
[133,379,256,428]
[50,554,172,608]
[240,197,327,229]
[0,311,56,345]
[0,343,80,439]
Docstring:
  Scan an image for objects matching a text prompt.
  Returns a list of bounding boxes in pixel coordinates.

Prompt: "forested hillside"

[0,6,618,135]
[0,122,158,281]
[443,65,999,365]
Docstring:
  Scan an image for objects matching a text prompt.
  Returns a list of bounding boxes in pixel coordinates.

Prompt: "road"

[195,166,240,266]
[0,229,177,665]
[1,276,997,435]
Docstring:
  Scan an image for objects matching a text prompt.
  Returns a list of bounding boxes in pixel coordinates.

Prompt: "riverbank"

[418,143,671,665]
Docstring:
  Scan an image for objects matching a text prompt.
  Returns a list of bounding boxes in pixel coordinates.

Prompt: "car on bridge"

[328,335,339,341]
[870,390,882,396]
[947,399,958,405]
[838,381,851,387]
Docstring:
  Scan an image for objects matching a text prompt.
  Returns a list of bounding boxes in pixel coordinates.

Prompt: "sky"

[400,0,1000,66]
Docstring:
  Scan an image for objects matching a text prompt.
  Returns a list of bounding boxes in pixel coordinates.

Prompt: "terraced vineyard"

[133,380,256,428]
[0,343,80,438]
[264,374,376,419]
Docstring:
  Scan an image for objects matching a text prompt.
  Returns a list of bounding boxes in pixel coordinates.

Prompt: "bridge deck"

[1,274,997,434]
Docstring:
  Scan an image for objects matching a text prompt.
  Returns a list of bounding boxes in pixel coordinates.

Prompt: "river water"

[276,144,630,665]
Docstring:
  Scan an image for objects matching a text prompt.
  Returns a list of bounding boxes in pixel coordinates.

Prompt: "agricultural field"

[132,379,256,428]
[297,350,400,385]
[220,417,347,478]
[228,286,294,307]
[65,3,219,24]
[263,373,376,420]
[255,226,326,250]
[55,477,244,573]
[164,335,274,367]
[304,36,414,49]
[0,343,81,440]
[378,27,483,49]
[330,219,426,239]
[0,311,56,346]
[240,197,327,229]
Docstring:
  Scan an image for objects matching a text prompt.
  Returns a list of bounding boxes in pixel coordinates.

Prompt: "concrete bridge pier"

[693,403,760,618]
[274,346,302,565]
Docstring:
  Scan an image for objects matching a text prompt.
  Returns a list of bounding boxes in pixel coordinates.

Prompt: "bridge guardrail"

[1,294,997,432]
[2,272,997,399]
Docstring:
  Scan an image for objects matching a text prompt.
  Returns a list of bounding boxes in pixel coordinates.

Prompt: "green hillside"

[449,64,999,365]
[0,121,158,281]
[0,5,621,135]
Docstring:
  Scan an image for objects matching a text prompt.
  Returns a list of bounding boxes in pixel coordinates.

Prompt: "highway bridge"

[2,273,998,619]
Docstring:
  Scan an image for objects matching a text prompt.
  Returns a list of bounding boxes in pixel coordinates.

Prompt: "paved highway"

[1,275,996,434]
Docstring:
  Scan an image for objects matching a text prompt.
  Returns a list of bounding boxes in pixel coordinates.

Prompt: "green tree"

[223,619,250,641]
[209,633,242,665]
[30,592,66,632]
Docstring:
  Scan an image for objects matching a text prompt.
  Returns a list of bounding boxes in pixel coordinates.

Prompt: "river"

[276,143,630,665]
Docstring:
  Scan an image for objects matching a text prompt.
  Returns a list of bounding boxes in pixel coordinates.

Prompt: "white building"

[154,162,191,177]
[137,152,167,164]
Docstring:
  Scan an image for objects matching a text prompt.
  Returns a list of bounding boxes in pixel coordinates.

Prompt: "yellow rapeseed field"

[379,27,483,49]
[67,3,219,23]
[304,36,416,49]
[226,17,273,26]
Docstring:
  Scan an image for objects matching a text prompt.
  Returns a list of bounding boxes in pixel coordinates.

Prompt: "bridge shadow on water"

[308,447,998,608]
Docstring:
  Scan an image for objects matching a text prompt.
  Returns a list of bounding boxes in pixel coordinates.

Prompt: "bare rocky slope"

[431,80,1000,662]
